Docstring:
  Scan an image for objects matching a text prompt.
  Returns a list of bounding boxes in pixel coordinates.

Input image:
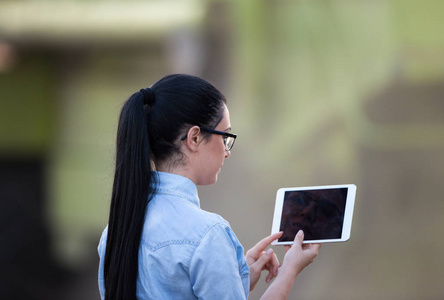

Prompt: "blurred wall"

[220,1,444,299]
[1,1,443,300]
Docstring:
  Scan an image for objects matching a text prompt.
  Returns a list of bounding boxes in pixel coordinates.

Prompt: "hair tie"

[140,88,155,106]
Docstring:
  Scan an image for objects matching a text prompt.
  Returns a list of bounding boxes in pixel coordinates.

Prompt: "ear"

[184,126,202,152]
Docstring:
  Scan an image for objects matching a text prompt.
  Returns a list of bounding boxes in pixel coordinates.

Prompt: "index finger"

[251,232,283,253]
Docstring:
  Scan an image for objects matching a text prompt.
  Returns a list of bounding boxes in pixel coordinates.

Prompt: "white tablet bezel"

[271,184,356,245]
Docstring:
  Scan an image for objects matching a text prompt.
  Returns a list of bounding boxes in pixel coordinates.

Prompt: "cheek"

[215,141,226,160]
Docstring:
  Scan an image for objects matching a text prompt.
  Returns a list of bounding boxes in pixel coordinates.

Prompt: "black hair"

[103,74,226,300]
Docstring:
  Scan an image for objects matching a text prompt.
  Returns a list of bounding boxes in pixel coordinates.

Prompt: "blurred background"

[0,0,443,299]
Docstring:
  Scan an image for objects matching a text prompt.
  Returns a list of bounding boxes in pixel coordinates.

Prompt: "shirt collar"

[152,171,200,207]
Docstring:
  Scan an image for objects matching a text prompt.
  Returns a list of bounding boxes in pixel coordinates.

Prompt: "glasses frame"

[180,127,237,151]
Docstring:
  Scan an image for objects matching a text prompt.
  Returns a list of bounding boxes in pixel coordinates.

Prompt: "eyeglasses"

[181,127,237,151]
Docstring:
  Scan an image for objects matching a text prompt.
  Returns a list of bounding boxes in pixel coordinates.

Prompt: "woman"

[98,74,320,299]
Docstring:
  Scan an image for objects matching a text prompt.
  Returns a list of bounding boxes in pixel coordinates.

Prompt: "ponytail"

[104,90,156,300]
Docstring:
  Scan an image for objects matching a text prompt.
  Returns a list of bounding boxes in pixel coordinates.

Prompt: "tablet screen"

[272,184,356,244]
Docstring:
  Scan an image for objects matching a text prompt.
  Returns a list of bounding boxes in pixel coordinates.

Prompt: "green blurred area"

[0,1,443,299]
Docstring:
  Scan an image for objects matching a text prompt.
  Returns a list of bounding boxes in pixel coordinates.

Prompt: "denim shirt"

[98,172,250,299]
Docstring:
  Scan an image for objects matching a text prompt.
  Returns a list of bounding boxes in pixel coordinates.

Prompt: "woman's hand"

[260,230,321,300]
[281,230,321,278]
[246,232,282,291]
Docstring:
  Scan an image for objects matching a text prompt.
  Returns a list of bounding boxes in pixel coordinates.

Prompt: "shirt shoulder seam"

[185,222,232,272]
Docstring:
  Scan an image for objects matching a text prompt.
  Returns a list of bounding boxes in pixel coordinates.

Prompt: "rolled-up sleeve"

[189,223,249,300]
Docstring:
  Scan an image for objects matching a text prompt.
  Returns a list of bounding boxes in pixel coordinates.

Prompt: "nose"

[224,149,231,159]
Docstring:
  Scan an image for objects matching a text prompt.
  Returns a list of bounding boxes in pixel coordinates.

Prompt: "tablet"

[271,184,356,245]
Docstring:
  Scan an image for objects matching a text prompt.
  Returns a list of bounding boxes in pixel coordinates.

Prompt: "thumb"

[252,248,273,271]
[294,230,304,245]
